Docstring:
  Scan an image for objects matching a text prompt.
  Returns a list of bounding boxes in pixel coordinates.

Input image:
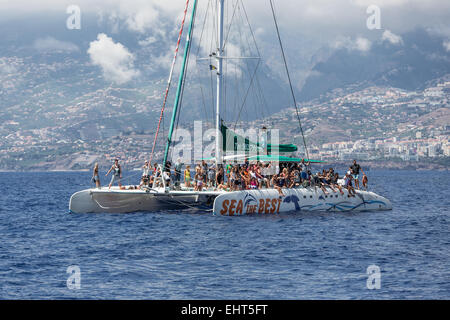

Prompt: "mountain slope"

[300,29,450,101]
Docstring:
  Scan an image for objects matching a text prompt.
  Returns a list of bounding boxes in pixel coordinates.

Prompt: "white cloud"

[331,36,371,52]
[122,3,159,33]
[355,37,371,52]
[353,0,409,7]
[138,36,157,47]
[443,40,450,52]
[33,36,79,52]
[87,33,140,84]
[382,30,403,45]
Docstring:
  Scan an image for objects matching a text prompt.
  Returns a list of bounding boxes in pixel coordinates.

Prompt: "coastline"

[0,160,448,173]
[321,160,449,171]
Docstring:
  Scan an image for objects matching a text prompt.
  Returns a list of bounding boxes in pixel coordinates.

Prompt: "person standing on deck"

[106,158,122,190]
[201,160,208,184]
[140,161,150,187]
[208,165,216,188]
[174,158,183,189]
[260,126,268,155]
[92,163,101,189]
[350,160,365,190]
[184,165,192,188]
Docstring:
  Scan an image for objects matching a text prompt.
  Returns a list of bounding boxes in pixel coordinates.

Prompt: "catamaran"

[69,0,392,214]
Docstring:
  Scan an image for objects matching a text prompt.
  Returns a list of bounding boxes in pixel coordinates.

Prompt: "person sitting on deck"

[289,167,301,188]
[239,166,249,190]
[215,166,227,190]
[272,173,285,196]
[323,169,337,193]
[194,168,203,191]
[249,177,258,189]
[312,172,329,195]
[332,172,345,195]
[300,168,309,187]
[255,163,269,188]
[225,163,232,187]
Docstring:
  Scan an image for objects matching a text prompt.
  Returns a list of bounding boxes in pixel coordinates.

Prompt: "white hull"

[213,188,392,215]
[69,186,391,214]
[69,187,222,213]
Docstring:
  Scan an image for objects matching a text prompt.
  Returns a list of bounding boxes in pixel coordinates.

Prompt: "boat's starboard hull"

[213,188,392,216]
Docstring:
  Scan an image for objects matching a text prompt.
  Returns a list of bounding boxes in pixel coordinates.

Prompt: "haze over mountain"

[300,28,450,101]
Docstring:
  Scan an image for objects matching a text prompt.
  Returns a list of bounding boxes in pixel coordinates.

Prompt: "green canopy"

[247,155,324,163]
[267,143,297,153]
[220,124,298,153]
[199,154,323,163]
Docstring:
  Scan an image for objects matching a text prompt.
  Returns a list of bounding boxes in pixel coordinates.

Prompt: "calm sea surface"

[0,170,449,299]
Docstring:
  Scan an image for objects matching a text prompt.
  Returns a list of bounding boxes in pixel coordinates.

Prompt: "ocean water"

[0,170,449,299]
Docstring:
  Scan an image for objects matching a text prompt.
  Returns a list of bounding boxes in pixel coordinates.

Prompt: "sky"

[1,0,449,35]
[1,0,449,85]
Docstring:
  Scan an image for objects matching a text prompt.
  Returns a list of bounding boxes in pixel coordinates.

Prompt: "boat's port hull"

[69,188,218,213]
[213,188,392,216]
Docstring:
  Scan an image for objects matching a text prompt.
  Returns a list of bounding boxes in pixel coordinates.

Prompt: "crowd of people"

[123,158,368,197]
[93,157,368,197]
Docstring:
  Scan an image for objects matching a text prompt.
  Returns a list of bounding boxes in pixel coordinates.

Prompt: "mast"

[215,0,224,166]
[162,0,198,168]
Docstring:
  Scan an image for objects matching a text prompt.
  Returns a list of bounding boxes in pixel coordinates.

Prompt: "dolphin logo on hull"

[283,195,301,211]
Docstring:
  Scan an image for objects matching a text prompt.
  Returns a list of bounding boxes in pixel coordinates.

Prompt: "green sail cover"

[220,124,298,154]
[267,143,297,153]
[247,155,324,163]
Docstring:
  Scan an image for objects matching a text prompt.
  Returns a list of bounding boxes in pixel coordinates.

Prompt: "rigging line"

[200,86,210,127]
[240,0,269,120]
[222,0,239,51]
[238,2,261,122]
[149,0,190,165]
[254,72,269,120]
[233,59,261,130]
[239,0,261,57]
[195,0,211,57]
[233,4,257,129]
[269,0,311,162]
